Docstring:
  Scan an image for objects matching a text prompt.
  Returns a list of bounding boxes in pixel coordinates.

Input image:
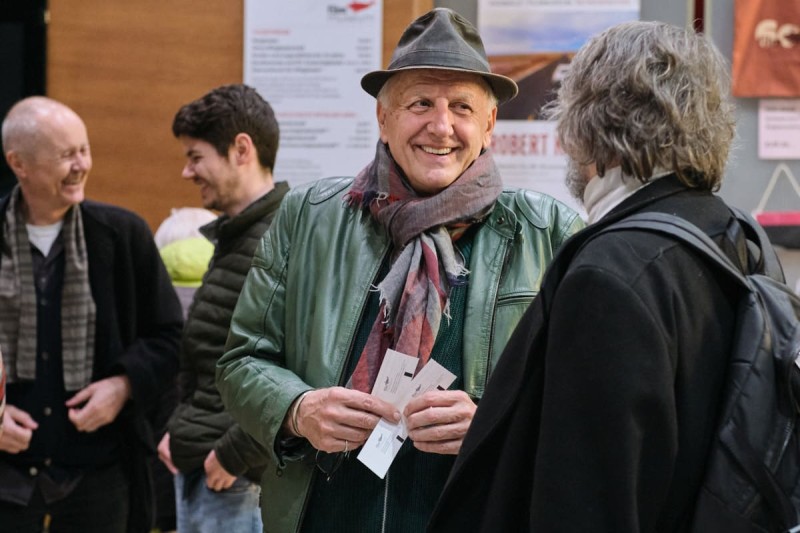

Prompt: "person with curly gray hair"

[552,20,735,210]
[430,20,758,532]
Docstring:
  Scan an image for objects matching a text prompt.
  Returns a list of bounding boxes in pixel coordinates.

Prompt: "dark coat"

[168,183,289,483]
[79,201,183,413]
[81,200,183,533]
[429,176,745,532]
[0,197,183,533]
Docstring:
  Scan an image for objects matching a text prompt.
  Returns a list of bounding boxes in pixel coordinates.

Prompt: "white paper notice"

[370,349,418,404]
[358,419,408,479]
[759,99,800,160]
[357,352,456,478]
[244,0,382,186]
[491,120,585,218]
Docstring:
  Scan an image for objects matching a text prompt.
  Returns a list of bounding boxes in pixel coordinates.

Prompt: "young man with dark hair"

[158,84,289,533]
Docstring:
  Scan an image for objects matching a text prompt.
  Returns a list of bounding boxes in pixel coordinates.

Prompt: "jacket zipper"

[376,250,393,533]
[381,471,390,533]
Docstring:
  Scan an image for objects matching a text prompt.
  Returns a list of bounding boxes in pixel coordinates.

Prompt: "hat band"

[388,50,491,74]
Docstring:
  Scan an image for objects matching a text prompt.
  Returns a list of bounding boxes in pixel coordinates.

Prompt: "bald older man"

[0,96,182,533]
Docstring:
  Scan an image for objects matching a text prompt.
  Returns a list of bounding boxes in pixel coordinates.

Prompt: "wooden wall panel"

[384,0,434,68]
[47,0,431,230]
[48,0,243,230]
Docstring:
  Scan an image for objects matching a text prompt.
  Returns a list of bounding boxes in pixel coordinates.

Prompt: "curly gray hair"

[545,20,735,190]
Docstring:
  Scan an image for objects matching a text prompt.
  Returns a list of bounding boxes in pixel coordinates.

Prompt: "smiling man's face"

[377,69,497,195]
[12,107,91,223]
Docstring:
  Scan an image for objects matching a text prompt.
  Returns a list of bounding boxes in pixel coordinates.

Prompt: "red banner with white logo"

[732,0,800,97]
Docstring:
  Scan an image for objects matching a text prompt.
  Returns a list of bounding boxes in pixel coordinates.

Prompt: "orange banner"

[732,0,800,97]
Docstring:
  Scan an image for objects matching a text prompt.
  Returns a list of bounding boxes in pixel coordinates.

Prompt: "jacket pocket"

[490,292,537,371]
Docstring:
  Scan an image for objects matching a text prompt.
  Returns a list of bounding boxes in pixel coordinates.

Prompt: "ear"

[5,150,26,178]
[377,102,389,143]
[482,106,498,150]
[231,133,254,166]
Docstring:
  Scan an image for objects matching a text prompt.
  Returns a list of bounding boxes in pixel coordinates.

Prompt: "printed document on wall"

[244,0,382,186]
[759,99,800,160]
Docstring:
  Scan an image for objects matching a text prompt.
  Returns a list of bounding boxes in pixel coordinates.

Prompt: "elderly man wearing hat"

[216,7,583,533]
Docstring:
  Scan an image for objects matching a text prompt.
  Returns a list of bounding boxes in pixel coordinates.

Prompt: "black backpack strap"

[606,210,784,284]
[721,423,800,529]
[729,206,785,282]
[720,215,751,275]
[605,213,750,290]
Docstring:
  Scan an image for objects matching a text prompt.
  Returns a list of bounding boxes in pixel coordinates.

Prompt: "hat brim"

[361,66,519,104]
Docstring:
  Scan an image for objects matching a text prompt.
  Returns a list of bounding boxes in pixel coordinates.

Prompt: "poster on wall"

[732,0,800,98]
[758,99,800,160]
[244,0,382,186]
[478,0,640,215]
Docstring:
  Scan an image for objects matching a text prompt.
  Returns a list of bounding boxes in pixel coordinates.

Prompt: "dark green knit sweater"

[301,233,473,533]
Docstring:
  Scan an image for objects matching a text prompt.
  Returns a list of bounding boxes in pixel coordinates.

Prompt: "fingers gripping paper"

[357,349,456,478]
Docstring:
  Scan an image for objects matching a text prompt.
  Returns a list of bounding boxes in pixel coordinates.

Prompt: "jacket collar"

[593,174,689,228]
[483,198,517,240]
[201,181,289,243]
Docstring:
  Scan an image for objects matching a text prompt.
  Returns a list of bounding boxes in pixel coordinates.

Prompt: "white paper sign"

[357,352,456,478]
[759,99,800,160]
[244,0,382,185]
[491,120,584,218]
[370,349,418,404]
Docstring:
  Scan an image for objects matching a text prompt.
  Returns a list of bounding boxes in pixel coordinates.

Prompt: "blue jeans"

[175,471,262,533]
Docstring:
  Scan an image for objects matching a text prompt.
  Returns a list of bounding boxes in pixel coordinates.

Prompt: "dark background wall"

[0,0,47,196]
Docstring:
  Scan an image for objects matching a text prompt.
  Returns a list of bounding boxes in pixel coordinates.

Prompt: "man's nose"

[427,102,454,137]
[72,152,91,172]
[181,163,195,179]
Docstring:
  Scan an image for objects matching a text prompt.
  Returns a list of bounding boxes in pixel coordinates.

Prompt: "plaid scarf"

[345,142,503,392]
[0,187,96,391]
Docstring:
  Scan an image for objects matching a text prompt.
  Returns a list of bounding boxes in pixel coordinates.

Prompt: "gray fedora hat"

[361,8,518,104]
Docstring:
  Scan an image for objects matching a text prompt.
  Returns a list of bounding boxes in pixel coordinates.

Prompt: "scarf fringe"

[446,265,470,287]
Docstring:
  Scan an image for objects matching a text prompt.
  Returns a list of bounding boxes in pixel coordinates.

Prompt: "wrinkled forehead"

[29,109,89,155]
[383,68,494,101]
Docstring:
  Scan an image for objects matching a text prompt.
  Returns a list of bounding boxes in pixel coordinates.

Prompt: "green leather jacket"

[217,177,583,532]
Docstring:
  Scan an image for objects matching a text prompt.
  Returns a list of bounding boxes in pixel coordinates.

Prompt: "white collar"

[583,167,672,224]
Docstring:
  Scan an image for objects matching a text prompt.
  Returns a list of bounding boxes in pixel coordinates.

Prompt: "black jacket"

[0,197,183,533]
[430,176,744,532]
[168,183,289,482]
